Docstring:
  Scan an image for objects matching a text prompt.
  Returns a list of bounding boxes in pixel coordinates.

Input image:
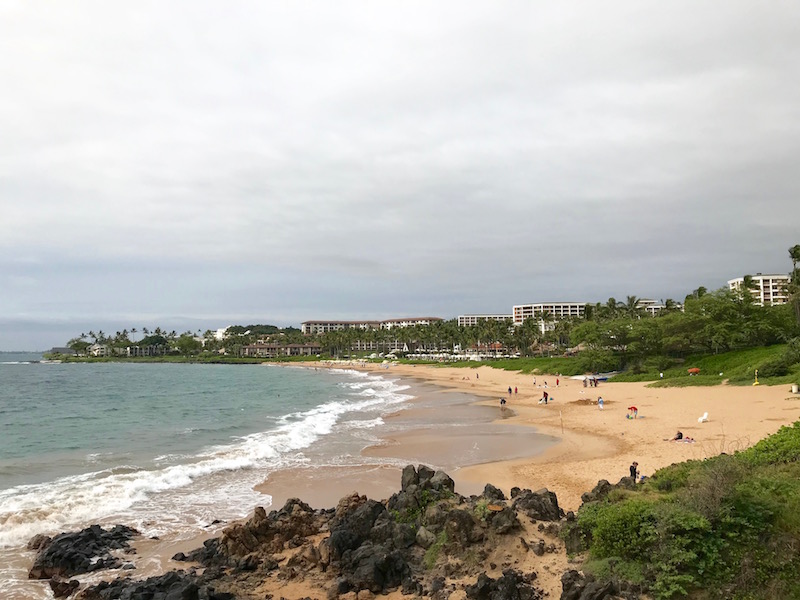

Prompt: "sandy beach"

[11,363,800,600]
[309,362,800,511]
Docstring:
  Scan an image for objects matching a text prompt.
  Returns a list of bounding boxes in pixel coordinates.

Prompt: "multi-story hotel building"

[727,273,791,306]
[301,317,443,335]
[380,317,443,330]
[512,302,586,333]
[635,298,683,316]
[300,321,381,335]
[457,314,513,327]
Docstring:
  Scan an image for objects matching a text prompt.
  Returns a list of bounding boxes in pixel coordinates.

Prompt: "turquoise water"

[0,357,412,549]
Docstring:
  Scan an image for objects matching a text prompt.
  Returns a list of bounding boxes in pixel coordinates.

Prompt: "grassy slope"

[613,345,800,387]
[404,346,800,387]
[569,421,800,599]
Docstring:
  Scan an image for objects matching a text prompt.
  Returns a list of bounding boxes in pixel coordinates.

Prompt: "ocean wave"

[0,369,415,549]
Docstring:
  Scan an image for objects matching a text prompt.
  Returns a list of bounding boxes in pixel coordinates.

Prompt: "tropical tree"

[622,295,644,319]
[175,334,202,356]
[789,244,800,324]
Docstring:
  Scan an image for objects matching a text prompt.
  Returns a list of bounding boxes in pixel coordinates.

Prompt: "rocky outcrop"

[560,569,641,600]
[77,570,235,600]
[61,466,562,600]
[580,477,637,505]
[511,488,563,522]
[28,524,139,580]
[466,569,543,600]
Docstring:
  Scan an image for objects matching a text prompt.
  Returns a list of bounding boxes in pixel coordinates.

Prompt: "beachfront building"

[512,302,586,334]
[635,298,684,316]
[727,273,791,306]
[301,320,381,335]
[88,343,111,357]
[301,317,442,335]
[241,343,322,358]
[380,317,443,330]
[457,314,513,327]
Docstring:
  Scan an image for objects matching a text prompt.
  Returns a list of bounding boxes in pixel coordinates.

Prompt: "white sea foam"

[0,369,414,549]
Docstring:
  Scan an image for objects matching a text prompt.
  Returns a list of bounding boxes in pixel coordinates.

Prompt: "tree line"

[63,245,800,369]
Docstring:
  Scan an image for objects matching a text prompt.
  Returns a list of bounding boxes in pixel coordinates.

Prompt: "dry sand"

[13,363,799,600]
[314,362,800,511]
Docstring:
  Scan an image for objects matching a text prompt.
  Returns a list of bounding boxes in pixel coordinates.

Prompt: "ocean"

[0,355,555,598]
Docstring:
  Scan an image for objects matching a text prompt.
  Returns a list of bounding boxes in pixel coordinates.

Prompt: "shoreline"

[9,362,800,599]
[297,361,800,510]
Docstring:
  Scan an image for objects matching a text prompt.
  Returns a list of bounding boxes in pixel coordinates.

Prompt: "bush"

[757,356,792,377]
[579,499,659,560]
[575,422,800,599]
[738,422,800,467]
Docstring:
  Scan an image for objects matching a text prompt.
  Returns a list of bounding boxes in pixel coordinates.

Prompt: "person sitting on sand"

[672,431,683,441]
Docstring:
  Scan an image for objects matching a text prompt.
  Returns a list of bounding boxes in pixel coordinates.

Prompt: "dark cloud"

[1,1,799,349]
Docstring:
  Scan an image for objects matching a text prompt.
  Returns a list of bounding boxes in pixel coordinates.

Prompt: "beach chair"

[698,412,709,423]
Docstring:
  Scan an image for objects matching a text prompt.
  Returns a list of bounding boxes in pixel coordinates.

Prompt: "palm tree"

[623,295,644,319]
[790,244,800,272]
[789,245,800,324]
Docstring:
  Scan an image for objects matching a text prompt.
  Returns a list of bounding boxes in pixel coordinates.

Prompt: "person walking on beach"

[597,396,604,410]
[514,386,518,395]
[556,377,560,387]
[542,391,549,405]
[508,386,513,396]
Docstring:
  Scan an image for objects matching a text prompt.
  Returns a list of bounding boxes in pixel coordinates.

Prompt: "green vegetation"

[51,245,800,385]
[423,530,448,570]
[566,422,800,599]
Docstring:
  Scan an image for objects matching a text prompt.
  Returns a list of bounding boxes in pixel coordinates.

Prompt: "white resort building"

[380,317,443,330]
[301,317,442,335]
[300,321,381,335]
[512,302,587,333]
[634,298,683,316]
[727,273,791,306]
[456,314,513,327]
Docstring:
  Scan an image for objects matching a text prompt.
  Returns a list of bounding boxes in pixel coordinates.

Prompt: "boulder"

[78,570,236,600]
[512,489,563,522]
[483,483,506,501]
[465,569,542,600]
[329,500,387,560]
[28,524,139,579]
[49,577,79,598]
[344,542,413,594]
[417,465,436,488]
[487,506,520,534]
[401,465,419,491]
[430,470,455,494]
[560,569,621,600]
[423,503,449,533]
[415,526,437,549]
[580,480,614,504]
[444,509,484,548]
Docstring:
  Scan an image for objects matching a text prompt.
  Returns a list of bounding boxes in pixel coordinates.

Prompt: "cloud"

[1,1,799,349]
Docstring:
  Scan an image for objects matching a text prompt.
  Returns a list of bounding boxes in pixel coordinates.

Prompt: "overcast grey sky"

[2,1,799,350]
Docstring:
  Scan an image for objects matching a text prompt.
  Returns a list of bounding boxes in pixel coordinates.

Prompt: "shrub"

[580,499,659,561]
[738,422,800,467]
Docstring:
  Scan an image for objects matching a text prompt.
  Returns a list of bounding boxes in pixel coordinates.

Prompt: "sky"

[1,1,800,350]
